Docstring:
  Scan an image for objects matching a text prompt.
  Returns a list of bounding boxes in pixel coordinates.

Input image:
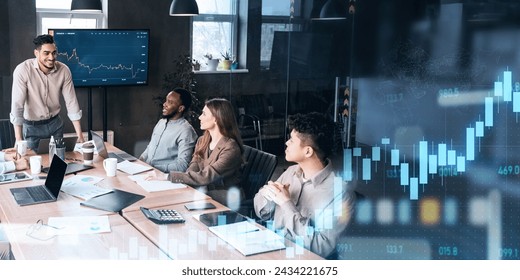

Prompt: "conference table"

[0,143,322,260]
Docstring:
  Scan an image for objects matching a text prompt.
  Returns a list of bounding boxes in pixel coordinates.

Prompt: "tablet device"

[185,202,216,211]
[0,171,32,185]
[199,210,248,227]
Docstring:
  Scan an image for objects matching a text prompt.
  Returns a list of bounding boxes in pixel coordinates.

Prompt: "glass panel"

[261,23,299,67]
[36,0,71,9]
[192,21,233,67]
[262,0,291,16]
[196,0,234,15]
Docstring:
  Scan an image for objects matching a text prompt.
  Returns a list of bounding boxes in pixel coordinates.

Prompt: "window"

[36,0,107,35]
[261,0,303,69]
[192,0,238,67]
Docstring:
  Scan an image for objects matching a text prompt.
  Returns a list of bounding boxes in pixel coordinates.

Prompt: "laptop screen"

[90,131,108,159]
[46,154,68,198]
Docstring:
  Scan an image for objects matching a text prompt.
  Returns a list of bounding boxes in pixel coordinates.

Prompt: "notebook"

[10,155,67,206]
[80,189,145,213]
[90,131,137,163]
[207,221,286,256]
[37,136,78,154]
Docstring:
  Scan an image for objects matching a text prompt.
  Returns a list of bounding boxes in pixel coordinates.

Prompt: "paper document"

[208,221,286,256]
[47,215,111,235]
[61,175,113,200]
[128,174,187,192]
[117,160,153,175]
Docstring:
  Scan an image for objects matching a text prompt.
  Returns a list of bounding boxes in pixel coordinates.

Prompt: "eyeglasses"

[26,219,64,241]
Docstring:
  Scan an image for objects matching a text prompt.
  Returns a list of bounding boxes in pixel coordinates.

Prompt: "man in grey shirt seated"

[254,112,355,259]
[140,88,198,172]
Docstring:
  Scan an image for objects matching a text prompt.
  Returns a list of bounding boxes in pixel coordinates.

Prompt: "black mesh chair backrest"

[241,145,278,200]
[0,119,15,150]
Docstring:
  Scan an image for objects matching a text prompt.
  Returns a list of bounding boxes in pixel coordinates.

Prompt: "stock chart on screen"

[49,29,149,87]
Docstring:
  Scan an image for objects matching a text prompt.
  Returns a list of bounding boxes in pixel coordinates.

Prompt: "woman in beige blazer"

[149,98,245,208]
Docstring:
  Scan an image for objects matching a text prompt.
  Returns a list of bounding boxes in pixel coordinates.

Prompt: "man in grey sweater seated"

[140,88,198,173]
[254,112,355,259]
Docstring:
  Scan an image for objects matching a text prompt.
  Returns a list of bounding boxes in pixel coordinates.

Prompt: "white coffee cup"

[17,140,28,156]
[103,158,118,177]
[29,155,42,175]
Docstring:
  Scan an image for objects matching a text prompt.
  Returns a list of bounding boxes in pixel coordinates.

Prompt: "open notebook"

[198,211,285,256]
[207,220,286,256]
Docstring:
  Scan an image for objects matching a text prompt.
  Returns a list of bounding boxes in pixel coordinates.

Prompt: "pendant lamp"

[316,0,347,20]
[169,0,199,16]
[71,0,102,11]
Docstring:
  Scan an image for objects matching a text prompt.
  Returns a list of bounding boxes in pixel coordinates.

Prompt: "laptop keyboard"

[26,186,53,201]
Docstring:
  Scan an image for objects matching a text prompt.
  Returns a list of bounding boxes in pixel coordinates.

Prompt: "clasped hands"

[259,181,290,205]
[2,148,28,170]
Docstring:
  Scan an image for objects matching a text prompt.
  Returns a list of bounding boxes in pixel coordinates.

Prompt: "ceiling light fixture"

[313,0,348,20]
[71,0,102,11]
[169,0,199,16]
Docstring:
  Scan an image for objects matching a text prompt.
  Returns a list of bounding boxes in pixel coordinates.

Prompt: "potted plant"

[220,50,233,70]
[192,59,201,71]
[204,53,219,71]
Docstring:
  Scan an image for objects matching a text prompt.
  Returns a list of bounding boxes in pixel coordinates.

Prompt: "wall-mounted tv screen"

[48,29,149,87]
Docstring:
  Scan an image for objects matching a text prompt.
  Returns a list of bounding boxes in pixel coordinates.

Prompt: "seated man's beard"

[162,110,178,119]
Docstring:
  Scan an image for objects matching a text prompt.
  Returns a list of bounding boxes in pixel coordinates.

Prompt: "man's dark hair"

[288,112,334,160]
[173,88,192,113]
[33,34,54,50]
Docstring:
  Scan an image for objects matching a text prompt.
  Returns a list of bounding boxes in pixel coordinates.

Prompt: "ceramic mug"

[29,155,42,175]
[103,158,118,177]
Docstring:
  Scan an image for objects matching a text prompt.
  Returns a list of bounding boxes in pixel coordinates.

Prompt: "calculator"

[140,207,185,224]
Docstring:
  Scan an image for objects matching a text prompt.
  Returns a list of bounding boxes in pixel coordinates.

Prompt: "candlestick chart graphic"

[347,70,519,201]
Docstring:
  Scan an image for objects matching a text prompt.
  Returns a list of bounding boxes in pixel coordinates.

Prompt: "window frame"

[191,0,239,66]
[260,4,304,70]
[36,8,107,35]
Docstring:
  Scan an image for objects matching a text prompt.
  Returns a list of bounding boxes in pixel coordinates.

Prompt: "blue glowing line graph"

[345,70,517,200]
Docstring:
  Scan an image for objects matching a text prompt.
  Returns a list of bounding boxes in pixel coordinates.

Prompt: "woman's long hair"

[194,98,244,159]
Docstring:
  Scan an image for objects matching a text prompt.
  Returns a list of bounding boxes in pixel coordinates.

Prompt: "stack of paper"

[61,175,113,200]
[117,160,153,175]
[47,216,111,235]
[128,174,187,192]
[208,221,286,256]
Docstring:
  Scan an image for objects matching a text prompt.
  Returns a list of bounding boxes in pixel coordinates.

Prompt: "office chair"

[238,114,263,150]
[0,119,16,150]
[237,145,278,218]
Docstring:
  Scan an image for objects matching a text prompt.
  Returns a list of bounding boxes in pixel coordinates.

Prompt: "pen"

[238,228,260,234]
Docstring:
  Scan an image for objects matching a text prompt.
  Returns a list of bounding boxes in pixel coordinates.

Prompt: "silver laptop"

[90,131,137,163]
[37,136,78,154]
[10,155,67,206]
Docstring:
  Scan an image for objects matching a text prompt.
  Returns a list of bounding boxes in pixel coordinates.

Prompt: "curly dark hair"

[288,112,334,161]
[33,34,54,50]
